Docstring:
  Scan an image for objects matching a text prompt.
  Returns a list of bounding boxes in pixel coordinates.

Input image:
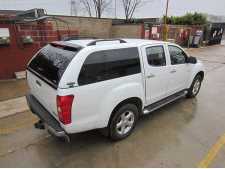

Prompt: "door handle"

[170,69,177,73]
[36,80,42,87]
[146,74,155,79]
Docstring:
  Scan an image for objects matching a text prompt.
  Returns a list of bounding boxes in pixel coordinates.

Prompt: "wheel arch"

[188,70,205,89]
[196,71,204,81]
[107,97,143,126]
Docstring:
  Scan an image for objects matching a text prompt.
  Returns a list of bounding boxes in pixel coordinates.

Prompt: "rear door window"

[78,47,141,86]
[146,46,166,66]
[28,44,80,88]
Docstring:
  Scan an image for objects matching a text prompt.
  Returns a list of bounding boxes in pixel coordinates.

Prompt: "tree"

[121,0,148,21]
[80,0,111,18]
[164,13,207,25]
[93,0,111,18]
[80,0,92,17]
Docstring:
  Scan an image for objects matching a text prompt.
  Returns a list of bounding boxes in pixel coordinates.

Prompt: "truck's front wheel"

[109,104,138,141]
[186,75,202,98]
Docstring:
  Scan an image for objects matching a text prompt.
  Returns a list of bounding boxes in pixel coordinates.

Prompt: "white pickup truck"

[26,39,205,141]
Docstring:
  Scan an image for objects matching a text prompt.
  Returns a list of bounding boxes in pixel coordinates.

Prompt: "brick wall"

[51,15,112,38]
[17,21,79,47]
[0,20,79,79]
[0,23,38,79]
[52,16,146,39]
[18,21,57,48]
[111,24,144,39]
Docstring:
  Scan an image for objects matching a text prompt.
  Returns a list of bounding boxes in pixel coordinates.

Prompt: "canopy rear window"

[28,43,80,88]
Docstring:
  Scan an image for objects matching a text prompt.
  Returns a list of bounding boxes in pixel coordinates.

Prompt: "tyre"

[186,75,202,98]
[109,104,138,141]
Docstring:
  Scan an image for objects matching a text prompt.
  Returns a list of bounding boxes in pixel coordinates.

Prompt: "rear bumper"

[26,94,70,142]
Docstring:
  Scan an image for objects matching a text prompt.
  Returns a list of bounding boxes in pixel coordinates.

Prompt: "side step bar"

[143,90,187,115]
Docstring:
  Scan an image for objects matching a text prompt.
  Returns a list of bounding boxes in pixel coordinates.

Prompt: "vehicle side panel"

[186,60,205,89]
[58,74,144,133]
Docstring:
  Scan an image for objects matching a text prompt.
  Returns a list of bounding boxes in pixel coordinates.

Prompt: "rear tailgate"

[27,71,58,118]
[27,42,81,120]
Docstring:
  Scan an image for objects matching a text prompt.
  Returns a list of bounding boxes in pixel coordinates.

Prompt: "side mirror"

[187,56,197,64]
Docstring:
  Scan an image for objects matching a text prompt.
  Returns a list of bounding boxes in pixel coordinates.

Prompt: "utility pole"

[70,0,77,16]
[163,0,169,41]
[114,0,117,18]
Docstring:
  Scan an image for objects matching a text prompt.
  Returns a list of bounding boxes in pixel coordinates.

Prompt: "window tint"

[146,46,166,66]
[168,46,187,65]
[78,48,141,85]
[28,44,79,88]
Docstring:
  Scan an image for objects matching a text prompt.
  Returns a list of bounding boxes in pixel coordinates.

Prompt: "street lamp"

[163,0,170,41]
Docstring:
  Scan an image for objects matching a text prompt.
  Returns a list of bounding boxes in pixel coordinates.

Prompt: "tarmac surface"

[0,79,28,102]
[0,45,225,167]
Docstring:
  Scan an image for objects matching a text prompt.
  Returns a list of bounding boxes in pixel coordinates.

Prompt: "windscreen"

[28,44,80,88]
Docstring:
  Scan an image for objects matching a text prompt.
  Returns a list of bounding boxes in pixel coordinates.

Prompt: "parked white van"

[26,39,205,141]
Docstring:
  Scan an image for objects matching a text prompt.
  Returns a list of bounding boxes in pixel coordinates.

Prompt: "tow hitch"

[34,120,45,130]
[34,120,70,142]
[27,94,71,142]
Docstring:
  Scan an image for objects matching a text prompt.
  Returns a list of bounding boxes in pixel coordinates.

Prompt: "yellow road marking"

[0,118,37,135]
[198,134,225,168]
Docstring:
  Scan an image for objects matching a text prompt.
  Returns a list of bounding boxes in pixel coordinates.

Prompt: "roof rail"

[87,39,127,46]
[62,36,97,41]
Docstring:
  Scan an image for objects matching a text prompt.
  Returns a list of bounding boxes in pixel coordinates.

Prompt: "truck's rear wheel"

[109,104,138,141]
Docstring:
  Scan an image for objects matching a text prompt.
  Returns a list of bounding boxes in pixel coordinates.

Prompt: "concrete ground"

[0,79,28,101]
[1,45,225,167]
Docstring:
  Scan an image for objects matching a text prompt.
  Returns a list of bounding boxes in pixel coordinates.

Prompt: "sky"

[0,0,225,18]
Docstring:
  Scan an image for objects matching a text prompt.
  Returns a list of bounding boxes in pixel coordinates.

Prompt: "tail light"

[57,95,74,125]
